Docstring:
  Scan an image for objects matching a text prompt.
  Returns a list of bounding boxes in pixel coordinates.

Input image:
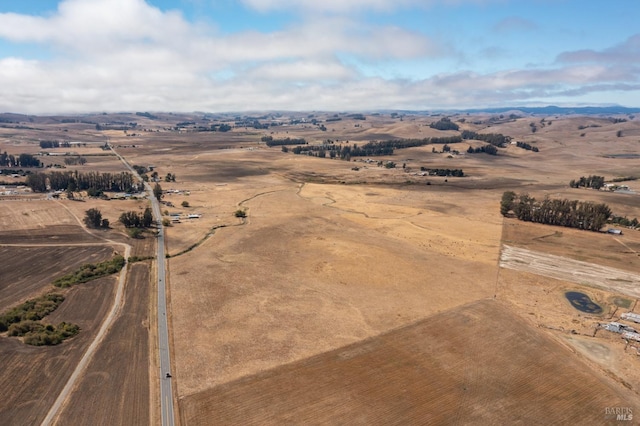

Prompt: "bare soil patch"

[180,299,638,426]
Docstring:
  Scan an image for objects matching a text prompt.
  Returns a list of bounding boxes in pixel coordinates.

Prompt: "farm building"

[602,322,636,334]
[621,312,640,324]
[622,332,640,343]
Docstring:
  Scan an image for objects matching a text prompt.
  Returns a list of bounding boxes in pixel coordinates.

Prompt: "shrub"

[53,255,125,288]
[0,294,65,331]
[234,209,247,218]
[22,322,80,346]
[127,228,144,239]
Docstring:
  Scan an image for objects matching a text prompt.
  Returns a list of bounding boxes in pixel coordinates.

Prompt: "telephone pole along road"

[110,145,176,426]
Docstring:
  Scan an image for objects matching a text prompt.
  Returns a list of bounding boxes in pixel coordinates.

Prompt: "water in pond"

[565,291,603,314]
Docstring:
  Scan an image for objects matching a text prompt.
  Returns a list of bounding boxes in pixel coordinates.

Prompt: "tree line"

[501,191,611,231]
[420,167,464,177]
[39,140,74,148]
[25,171,141,193]
[461,131,510,147]
[515,141,539,152]
[610,215,639,228]
[0,152,42,168]
[467,144,498,155]
[569,175,605,190]
[284,136,466,160]
[262,136,307,146]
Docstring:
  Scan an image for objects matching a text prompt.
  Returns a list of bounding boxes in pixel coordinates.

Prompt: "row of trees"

[610,215,640,228]
[64,156,87,165]
[53,255,126,288]
[461,131,510,147]
[285,135,467,158]
[467,144,498,155]
[515,141,540,152]
[569,175,605,190]
[373,136,464,150]
[0,152,42,168]
[262,136,307,146]
[39,140,74,148]
[501,191,612,231]
[25,171,141,193]
[419,167,465,177]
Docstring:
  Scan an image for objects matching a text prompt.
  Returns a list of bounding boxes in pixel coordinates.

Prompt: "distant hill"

[457,105,640,115]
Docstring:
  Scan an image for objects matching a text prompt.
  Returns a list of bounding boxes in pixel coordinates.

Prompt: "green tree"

[84,208,103,228]
[142,207,154,228]
[153,183,162,200]
[181,200,189,208]
[500,191,516,216]
[119,211,141,228]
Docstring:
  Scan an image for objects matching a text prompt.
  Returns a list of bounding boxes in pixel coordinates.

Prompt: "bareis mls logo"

[605,407,633,421]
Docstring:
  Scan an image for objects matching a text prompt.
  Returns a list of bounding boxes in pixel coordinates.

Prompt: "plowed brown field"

[54,263,151,426]
[0,245,115,311]
[0,276,115,426]
[181,299,639,425]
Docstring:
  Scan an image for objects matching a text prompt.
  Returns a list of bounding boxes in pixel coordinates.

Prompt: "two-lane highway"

[151,186,175,426]
[110,144,175,426]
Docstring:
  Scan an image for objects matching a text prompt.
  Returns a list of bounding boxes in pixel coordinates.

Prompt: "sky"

[0,0,638,114]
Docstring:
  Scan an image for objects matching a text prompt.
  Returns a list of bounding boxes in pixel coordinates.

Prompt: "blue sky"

[0,0,638,113]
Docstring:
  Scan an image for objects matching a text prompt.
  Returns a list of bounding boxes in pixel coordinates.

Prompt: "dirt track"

[500,245,640,298]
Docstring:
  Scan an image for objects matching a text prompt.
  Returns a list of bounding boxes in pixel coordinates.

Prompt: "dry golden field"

[2,111,640,424]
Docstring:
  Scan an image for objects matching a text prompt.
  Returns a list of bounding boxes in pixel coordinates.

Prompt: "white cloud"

[241,0,416,13]
[240,0,505,13]
[0,0,637,113]
[557,34,640,65]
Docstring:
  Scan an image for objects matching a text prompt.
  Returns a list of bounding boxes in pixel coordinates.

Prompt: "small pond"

[565,291,603,314]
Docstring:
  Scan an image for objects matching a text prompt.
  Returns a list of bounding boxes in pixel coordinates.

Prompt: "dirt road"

[38,202,133,426]
[500,245,640,298]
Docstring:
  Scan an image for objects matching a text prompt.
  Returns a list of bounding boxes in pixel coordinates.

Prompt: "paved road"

[110,145,175,426]
[152,189,175,426]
